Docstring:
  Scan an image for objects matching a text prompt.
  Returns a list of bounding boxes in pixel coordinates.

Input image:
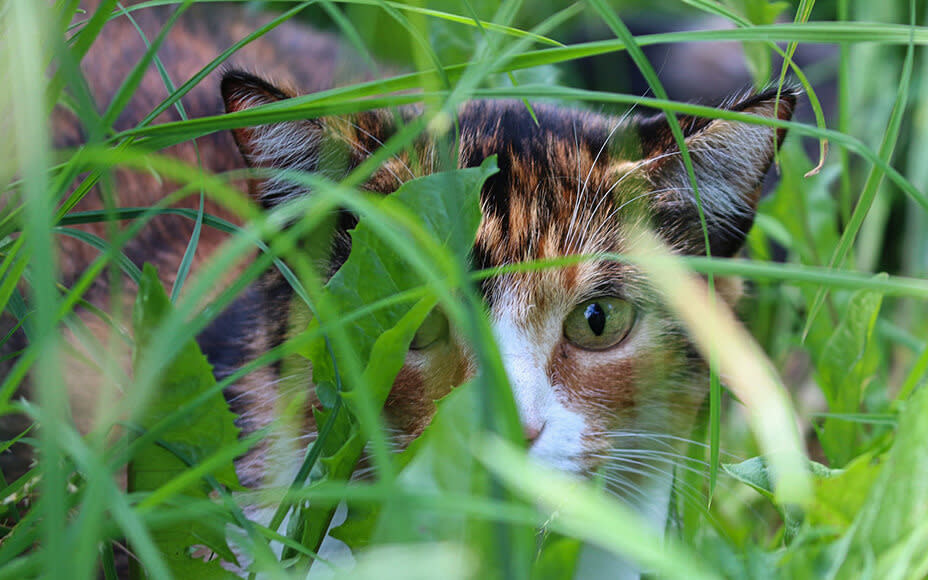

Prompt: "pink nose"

[523,423,545,444]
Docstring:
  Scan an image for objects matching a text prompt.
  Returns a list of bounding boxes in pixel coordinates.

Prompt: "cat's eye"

[563,297,635,351]
[409,308,449,350]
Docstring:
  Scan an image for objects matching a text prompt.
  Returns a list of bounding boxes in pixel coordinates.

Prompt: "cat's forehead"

[455,102,647,290]
[438,101,652,314]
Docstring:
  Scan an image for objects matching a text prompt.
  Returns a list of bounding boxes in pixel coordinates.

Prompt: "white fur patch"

[492,289,589,474]
[245,117,323,203]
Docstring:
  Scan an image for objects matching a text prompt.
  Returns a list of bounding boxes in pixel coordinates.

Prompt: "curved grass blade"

[111,85,928,217]
[84,0,564,47]
[628,230,811,506]
[801,1,917,341]
[52,227,142,283]
[586,0,724,503]
[480,436,722,580]
[113,2,208,303]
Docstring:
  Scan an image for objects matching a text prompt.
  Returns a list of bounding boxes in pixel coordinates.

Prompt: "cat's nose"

[523,423,545,444]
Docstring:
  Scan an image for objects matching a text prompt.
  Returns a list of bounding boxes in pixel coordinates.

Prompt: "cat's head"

[222,71,796,483]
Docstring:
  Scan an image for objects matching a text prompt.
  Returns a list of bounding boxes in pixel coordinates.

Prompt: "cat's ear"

[221,70,353,207]
[636,88,797,256]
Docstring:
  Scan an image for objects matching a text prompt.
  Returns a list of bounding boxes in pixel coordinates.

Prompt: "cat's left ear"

[222,70,387,208]
[636,88,797,257]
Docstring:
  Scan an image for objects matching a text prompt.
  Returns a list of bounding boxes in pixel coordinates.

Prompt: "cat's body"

[16,2,796,577]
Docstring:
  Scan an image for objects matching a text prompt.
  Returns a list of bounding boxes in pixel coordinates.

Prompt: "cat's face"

[223,72,795,484]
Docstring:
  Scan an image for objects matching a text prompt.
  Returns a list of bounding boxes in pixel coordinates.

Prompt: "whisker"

[564,119,585,252]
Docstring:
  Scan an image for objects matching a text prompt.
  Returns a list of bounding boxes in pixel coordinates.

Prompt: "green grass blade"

[480,436,722,580]
[801,2,917,341]
[99,0,194,129]
[6,3,69,578]
[0,236,27,316]
[52,227,143,283]
[114,2,207,303]
[135,0,320,130]
[586,0,723,505]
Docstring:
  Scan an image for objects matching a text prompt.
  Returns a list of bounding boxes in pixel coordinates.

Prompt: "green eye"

[410,308,449,350]
[563,297,635,351]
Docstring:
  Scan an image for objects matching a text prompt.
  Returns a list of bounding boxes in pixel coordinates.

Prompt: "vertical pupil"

[584,303,606,336]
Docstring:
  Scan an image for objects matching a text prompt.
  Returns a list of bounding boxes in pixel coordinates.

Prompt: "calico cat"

[216,72,794,577]
[215,72,794,482]
[14,1,795,576]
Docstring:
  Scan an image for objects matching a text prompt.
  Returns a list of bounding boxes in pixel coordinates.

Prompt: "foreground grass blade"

[628,229,811,506]
[585,0,724,504]
[802,1,917,340]
[479,436,721,580]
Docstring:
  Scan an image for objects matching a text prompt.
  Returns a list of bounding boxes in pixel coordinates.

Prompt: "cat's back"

[58,2,353,292]
[69,1,345,139]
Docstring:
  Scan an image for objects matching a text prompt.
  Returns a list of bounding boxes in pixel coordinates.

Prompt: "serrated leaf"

[328,501,379,550]
[129,263,242,577]
[299,297,436,556]
[308,158,495,377]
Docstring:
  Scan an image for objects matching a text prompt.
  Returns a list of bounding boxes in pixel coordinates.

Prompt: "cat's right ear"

[221,70,350,207]
[632,88,797,257]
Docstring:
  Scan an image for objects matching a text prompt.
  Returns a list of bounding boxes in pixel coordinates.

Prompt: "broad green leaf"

[333,383,535,579]
[294,297,433,558]
[818,279,885,466]
[723,456,835,498]
[755,144,842,355]
[724,456,837,536]
[305,158,496,403]
[833,385,928,578]
[369,383,482,545]
[294,160,497,563]
[818,282,885,404]
[129,264,242,577]
[806,452,882,531]
[328,380,483,550]
[531,535,582,580]
[723,457,777,501]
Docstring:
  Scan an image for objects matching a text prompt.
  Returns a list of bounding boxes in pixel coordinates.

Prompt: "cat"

[217,71,794,578]
[9,1,795,577]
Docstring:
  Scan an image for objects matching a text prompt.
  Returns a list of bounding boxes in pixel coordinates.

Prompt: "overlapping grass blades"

[1,0,927,578]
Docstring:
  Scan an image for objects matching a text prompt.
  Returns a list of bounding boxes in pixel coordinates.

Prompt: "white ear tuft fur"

[222,70,337,207]
[640,88,798,256]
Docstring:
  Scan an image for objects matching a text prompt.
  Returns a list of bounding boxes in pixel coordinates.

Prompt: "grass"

[2,0,928,578]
